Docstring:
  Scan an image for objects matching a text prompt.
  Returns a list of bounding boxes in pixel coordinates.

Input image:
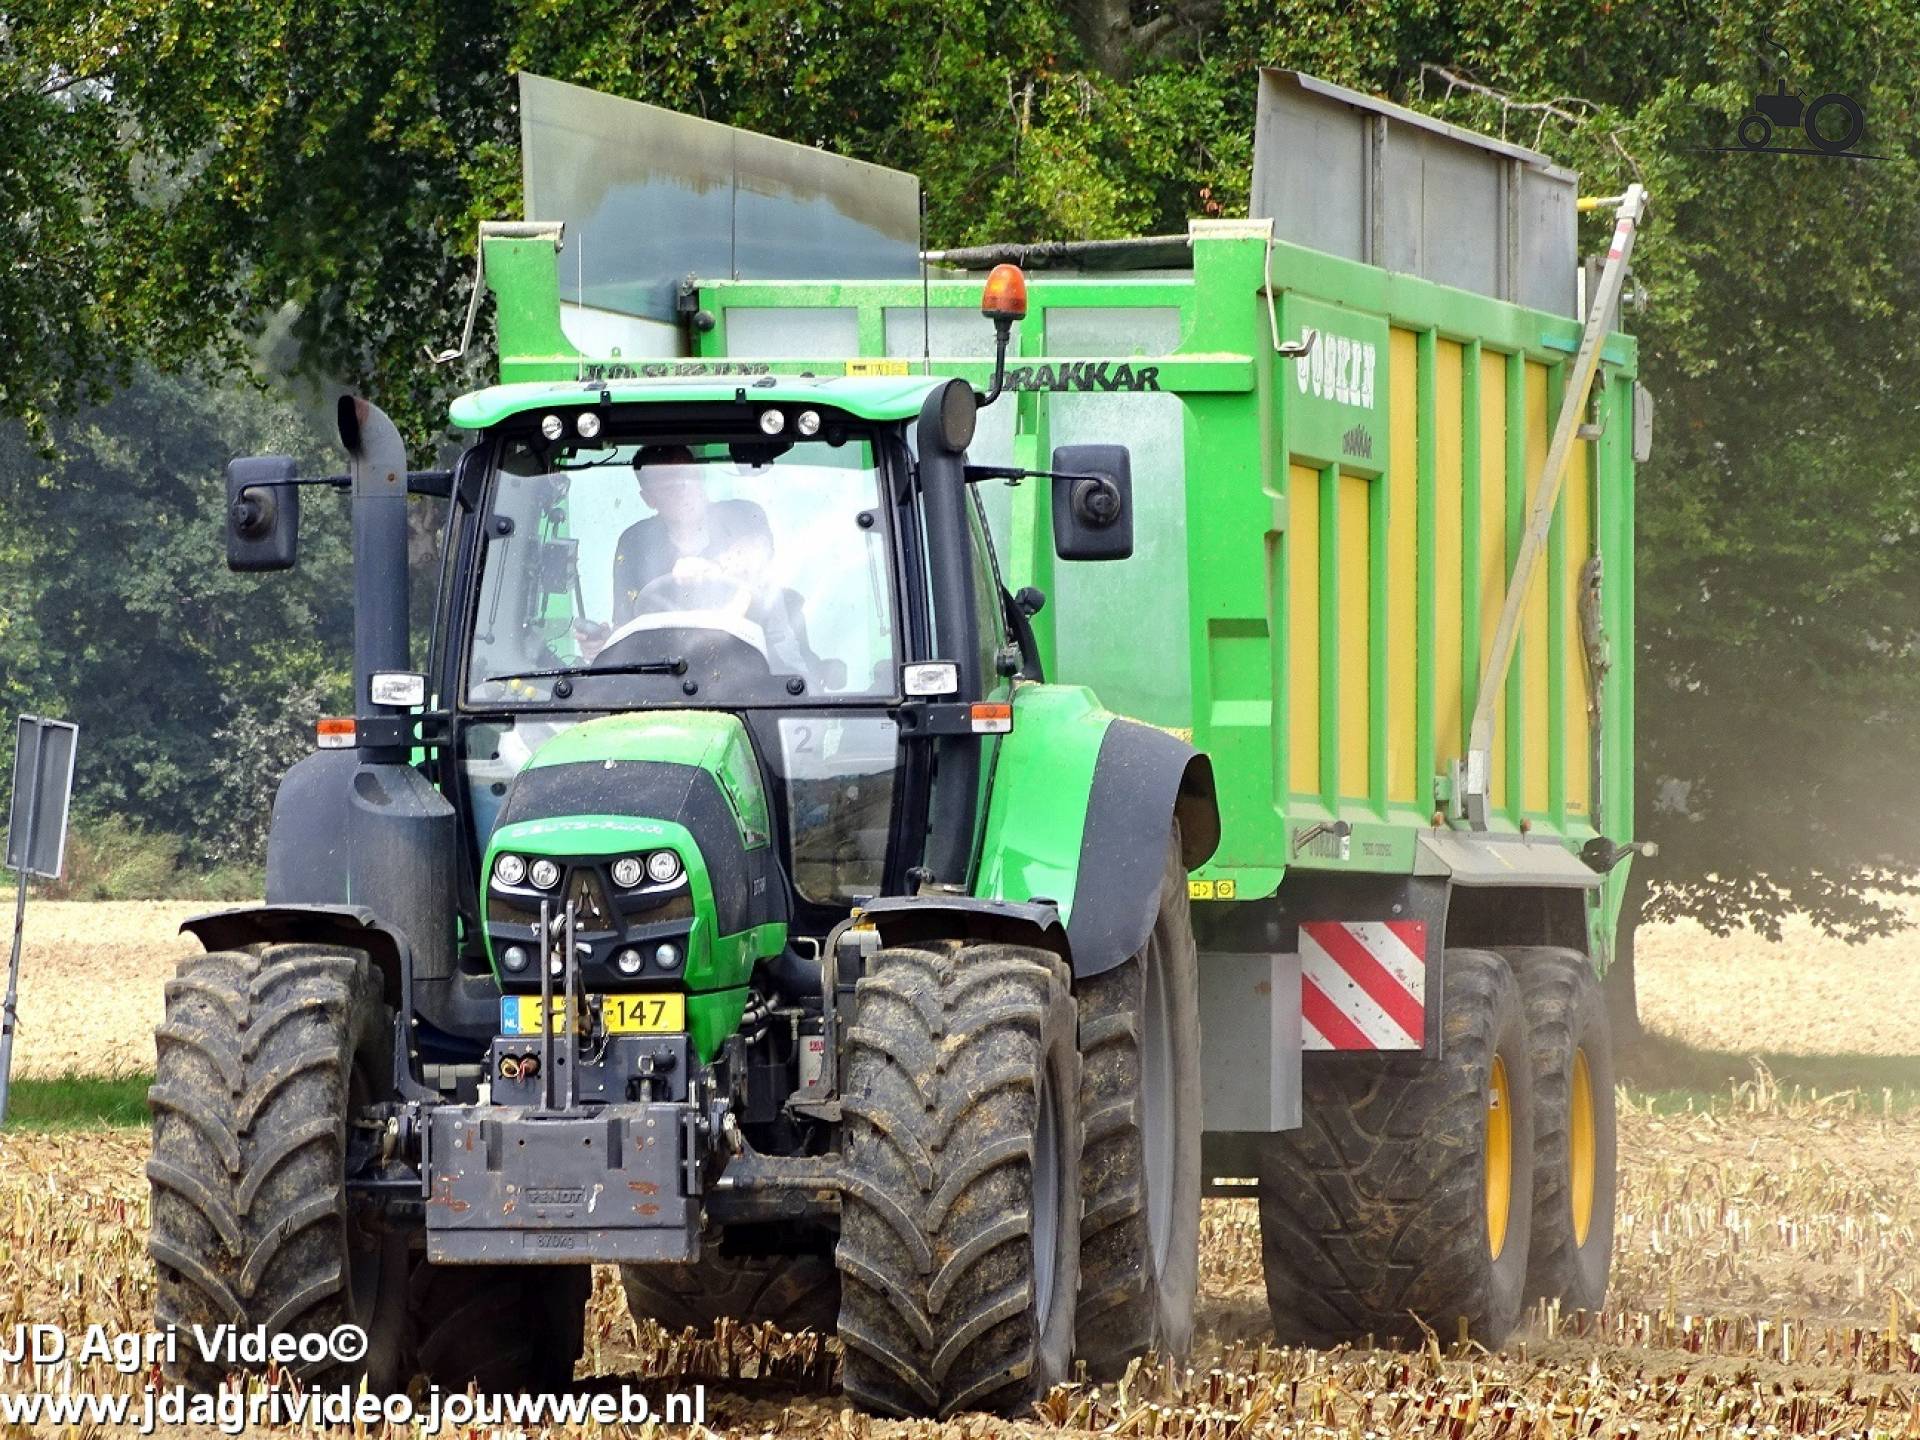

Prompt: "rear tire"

[412,1261,589,1394]
[1255,948,1534,1348]
[1506,946,1616,1313]
[835,942,1081,1418]
[1074,827,1201,1377]
[621,1250,840,1334]
[147,945,409,1392]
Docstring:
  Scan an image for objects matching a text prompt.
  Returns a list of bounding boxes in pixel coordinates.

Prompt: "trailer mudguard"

[974,684,1219,978]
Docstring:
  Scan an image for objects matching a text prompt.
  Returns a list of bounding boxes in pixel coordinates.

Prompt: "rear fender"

[973,684,1219,979]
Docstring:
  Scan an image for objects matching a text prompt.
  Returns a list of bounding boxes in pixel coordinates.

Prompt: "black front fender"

[179,902,433,1099]
[855,894,1070,961]
[1065,720,1219,980]
[181,903,416,1009]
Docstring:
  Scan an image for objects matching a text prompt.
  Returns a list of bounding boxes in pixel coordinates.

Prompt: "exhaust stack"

[337,396,411,756]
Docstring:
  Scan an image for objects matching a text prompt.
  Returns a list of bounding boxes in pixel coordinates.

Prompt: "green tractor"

[148,272,1217,1416]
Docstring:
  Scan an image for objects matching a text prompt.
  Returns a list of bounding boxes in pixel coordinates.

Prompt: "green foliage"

[8,0,1920,936]
[14,815,260,901]
[0,369,352,866]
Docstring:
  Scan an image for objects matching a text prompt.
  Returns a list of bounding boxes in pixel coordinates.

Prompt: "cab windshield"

[466,434,899,707]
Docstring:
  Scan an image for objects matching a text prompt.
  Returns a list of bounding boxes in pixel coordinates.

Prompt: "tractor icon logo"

[1736,81,1866,155]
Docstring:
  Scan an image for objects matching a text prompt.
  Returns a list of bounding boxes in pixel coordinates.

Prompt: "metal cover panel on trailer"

[518,73,920,328]
[1251,70,1578,316]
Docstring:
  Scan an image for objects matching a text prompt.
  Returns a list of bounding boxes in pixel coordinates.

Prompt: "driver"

[612,446,773,627]
[575,447,772,658]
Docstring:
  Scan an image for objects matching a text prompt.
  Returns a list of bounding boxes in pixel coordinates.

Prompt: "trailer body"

[486,208,1640,1141]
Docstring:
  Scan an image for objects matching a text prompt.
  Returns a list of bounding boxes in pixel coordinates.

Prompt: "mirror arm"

[236,469,454,498]
[964,464,1109,487]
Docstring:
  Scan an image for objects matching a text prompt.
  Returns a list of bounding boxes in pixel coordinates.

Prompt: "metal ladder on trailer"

[1455,184,1647,830]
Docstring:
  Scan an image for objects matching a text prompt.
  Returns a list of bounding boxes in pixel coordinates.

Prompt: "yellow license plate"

[500,992,685,1036]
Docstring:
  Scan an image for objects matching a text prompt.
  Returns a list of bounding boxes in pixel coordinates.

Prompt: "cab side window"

[966,490,1009,694]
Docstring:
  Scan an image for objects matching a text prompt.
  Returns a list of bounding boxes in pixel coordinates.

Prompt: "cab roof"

[450,375,948,430]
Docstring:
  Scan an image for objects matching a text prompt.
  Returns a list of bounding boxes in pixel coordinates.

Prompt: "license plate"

[500,992,686,1036]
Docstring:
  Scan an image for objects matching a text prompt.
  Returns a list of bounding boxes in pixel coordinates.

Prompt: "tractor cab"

[445,377,999,1154]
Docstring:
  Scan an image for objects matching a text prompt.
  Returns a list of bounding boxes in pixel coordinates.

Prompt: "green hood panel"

[530,712,771,849]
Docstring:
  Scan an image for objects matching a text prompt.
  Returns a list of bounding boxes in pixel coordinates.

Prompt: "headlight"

[654,943,680,970]
[796,409,821,437]
[493,854,526,887]
[575,410,602,439]
[646,850,681,884]
[539,413,565,441]
[611,855,644,888]
[501,945,529,973]
[758,408,785,435]
[528,858,561,890]
[614,948,643,976]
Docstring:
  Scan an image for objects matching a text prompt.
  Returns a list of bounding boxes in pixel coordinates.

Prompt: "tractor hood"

[480,712,787,1033]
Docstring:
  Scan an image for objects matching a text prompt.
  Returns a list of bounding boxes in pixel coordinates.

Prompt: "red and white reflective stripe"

[1300,920,1427,1050]
[1607,215,1635,260]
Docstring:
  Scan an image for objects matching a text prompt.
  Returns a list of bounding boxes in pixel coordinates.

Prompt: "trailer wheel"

[621,1250,840,1334]
[147,945,409,1392]
[1074,826,1201,1377]
[835,942,1081,1418]
[1505,946,1616,1314]
[1255,947,1534,1348]
[412,1261,589,1394]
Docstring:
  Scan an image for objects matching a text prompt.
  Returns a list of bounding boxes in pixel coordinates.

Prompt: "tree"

[12,0,1920,945]
[0,370,353,858]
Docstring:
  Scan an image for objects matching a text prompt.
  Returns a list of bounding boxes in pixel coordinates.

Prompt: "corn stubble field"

[5,902,1920,1437]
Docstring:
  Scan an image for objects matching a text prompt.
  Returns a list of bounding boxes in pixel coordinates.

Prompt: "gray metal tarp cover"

[518,72,921,323]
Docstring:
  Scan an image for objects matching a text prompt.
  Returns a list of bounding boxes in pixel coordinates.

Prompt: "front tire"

[1507,946,1616,1313]
[147,945,409,1392]
[412,1261,589,1394]
[835,942,1081,1418]
[1074,827,1201,1376]
[1255,948,1535,1347]
[621,1249,840,1334]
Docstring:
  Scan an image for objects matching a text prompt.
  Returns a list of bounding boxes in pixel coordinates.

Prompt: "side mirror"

[226,455,300,571]
[1050,444,1133,561]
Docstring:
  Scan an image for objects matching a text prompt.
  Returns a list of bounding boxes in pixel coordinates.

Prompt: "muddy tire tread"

[836,941,1080,1418]
[1255,947,1533,1347]
[147,945,400,1391]
[1074,830,1202,1377]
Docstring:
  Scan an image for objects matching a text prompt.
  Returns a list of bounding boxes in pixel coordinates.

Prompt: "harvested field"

[16,900,1917,1074]
[7,900,201,1078]
[1637,901,1920,1056]
[2,902,1918,1435]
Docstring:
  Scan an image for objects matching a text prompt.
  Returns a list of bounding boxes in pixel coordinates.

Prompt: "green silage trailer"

[149,71,1646,1415]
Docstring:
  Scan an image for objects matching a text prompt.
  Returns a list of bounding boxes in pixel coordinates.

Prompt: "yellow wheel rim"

[1570,1046,1596,1247]
[1485,1055,1512,1260]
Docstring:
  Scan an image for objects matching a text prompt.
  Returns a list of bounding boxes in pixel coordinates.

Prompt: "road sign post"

[2,716,79,1125]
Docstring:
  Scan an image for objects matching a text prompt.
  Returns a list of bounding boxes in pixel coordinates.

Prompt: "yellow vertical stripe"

[1288,463,1321,796]
[1564,436,1593,819]
[1522,362,1551,815]
[1478,352,1508,812]
[1388,329,1418,806]
[1338,473,1371,799]
[1434,341,1465,772]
